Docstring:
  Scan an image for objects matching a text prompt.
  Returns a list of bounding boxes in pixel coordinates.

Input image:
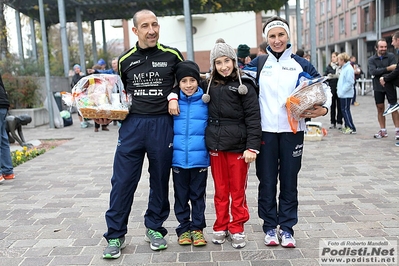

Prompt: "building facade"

[302,0,399,75]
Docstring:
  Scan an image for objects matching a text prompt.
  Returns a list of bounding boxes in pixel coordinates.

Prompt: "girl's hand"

[243,150,257,163]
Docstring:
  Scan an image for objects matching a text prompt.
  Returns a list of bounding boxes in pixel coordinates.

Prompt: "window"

[329,21,334,37]
[319,26,324,40]
[337,0,342,8]
[339,17,345,34]
[327,0,331,11]
[321,1,325,15]
[364,7,371,31]
[351,12,357,30]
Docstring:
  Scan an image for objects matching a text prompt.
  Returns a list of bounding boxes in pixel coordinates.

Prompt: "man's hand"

[379,77,386,87]
[93,118,113,125]
[168,99,180,115]
[387,64,397,72]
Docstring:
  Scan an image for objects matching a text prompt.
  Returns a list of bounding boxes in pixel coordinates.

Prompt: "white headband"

[264,21,290,39]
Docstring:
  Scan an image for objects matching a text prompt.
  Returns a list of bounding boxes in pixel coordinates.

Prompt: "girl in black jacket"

[202,39,261,249]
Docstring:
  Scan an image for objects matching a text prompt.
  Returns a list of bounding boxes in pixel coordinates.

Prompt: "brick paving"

[1,94,398,265]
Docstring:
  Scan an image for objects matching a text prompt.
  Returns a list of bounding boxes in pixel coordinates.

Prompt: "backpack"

[256,54,269,85]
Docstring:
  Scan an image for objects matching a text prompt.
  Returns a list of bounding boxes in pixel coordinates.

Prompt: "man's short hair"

[375,38,387,48]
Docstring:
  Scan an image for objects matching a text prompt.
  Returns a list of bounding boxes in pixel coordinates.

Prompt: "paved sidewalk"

[1,94,398,266]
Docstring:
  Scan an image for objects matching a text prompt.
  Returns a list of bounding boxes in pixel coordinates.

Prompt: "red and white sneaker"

[374,130,388,139]
[264,229,279,246]
[278,230,296,248]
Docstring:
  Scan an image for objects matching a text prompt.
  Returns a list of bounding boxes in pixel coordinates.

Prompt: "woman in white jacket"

[337,52,356,134]
[256,16,332,248]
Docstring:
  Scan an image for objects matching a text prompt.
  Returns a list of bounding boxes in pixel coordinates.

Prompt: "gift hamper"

[285,76,327,133]
[63,74,131,120]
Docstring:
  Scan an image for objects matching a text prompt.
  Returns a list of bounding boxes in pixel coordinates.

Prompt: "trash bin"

[53,92,63,111]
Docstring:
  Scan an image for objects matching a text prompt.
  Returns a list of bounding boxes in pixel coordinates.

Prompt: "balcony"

[382,14,399,28]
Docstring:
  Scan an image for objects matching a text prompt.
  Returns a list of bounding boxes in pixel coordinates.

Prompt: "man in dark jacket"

[368,38,399,140]
[379,31,399,116]
[0,74,15,182]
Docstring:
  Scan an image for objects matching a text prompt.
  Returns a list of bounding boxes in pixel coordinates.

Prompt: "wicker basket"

[79,107,129,120]
[286,82,327,121]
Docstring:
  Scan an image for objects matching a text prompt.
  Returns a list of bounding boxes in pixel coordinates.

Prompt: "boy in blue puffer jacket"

[172,60,209,247]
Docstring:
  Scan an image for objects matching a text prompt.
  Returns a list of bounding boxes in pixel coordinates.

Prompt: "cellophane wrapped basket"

[62,74,131,120]
[286,76,327,133]
[286,82,327,121]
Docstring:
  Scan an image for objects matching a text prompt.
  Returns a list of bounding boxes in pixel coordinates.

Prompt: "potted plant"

[2,73,48,128]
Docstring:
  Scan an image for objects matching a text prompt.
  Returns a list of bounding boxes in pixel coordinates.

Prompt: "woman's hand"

[300,105,328,118]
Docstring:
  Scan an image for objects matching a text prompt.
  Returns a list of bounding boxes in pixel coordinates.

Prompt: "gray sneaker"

[231,232,246,248]
[145,228,167,250]
[212,230,228,244]
[103,237,126,259]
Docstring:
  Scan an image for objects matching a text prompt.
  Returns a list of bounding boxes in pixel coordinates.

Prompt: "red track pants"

[210,150,250,234]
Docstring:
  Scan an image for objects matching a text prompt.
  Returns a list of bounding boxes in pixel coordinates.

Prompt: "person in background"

[256,16,331,248]
[172,60,209,247]
[91,64,109,132]
[95,9,184,259]
[236,44,251,69]
[304,53,311,61]
[97,58,107,70]
[369,38,399,139]
[71,64,92,128]
[0,74,15,182]
[379,31,399,118]
[337,53,357,134]
[325,52,343,130]
[88,58,118,75]
[202,39,261,249]
[258,42,268,56]
[349,56,362,106]
[295,49,305,58]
